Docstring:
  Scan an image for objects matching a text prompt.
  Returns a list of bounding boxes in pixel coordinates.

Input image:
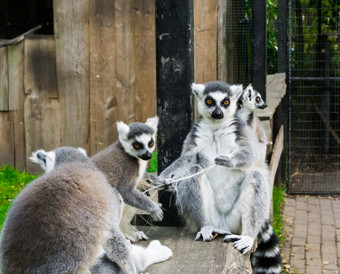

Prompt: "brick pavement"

[282,195,340,273]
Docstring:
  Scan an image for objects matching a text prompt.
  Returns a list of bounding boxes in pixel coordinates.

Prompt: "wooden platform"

[138,226,252,274]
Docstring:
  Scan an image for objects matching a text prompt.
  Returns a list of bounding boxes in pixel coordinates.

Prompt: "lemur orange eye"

[133,144,140,149]
[223,100,229,106]
[256,97,261,103]
[148,141,154,148]
[206,99,213,105]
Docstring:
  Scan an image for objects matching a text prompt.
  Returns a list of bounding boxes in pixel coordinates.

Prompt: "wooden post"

[156,0,194,225]
[252,1,267,101]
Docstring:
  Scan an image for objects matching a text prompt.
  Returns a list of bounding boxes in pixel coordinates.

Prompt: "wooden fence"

[0,0,239,173]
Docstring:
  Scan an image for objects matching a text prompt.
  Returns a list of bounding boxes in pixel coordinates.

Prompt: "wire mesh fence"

[288,0,340,194]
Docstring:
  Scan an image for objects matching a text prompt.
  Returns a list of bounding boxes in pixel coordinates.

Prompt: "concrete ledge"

[139,226,252,273]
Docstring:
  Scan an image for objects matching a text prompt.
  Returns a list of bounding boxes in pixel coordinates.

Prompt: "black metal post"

[156,0,194,226]
[252,0,267,101]
[277,0,287,73]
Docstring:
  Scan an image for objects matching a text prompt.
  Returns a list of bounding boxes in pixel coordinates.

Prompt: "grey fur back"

[92,141,139,189]
[0,148,122,273]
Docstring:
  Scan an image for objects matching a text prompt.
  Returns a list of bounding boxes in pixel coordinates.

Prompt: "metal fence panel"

[288,0,340,194]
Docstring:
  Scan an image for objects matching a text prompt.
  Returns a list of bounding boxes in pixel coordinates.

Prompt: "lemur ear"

[191,83,205,98]
[77,147,87,157]
[116,121,130,139]
[231,84,244,100]
[146,116,159,132]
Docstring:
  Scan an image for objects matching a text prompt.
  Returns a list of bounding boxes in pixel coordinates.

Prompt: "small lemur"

[238,84,267,146]
[91,116,163,242]
[0,147,172,274]
[157,82,281,274]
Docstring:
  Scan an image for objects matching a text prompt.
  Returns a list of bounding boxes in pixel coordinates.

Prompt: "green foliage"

[146,152,158,173]
[267,0,278,74]
[272,185,286,242]
[0,166,38,230]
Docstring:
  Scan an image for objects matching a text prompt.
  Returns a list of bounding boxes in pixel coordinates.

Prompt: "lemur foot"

[195,226,231,242]
[151,203,164,222]
[214,155,234,167]
[223,234,254,254]
[126,231,150,242]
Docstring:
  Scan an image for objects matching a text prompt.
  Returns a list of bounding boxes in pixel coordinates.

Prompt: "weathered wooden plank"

[194,0,217,83]
[115,0,135,125]
[255,73,286,121]
[0,112,15,166]
[217,0,227,82]
[140,227,252,274]
[13,109,26,171]
[0,47,9,111]
[24,36,60,173]
[24,97,61,174]
[24,35,57,99]
[133,0,156,122]
[269,125,284,193]
[8,41,24,110]
[89,0,117,155]
[7,41,26,170]
[54,0,90,150]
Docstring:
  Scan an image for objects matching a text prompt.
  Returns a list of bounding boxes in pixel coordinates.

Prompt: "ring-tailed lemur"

[157,82,281,274]
[0,147,172,274]
[238,84,267,146]
[238,84,268,162]
[91,117,163,242]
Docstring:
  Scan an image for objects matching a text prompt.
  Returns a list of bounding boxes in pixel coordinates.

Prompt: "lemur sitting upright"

[238,84,268,146]
[0,147,172,274]
[157,82,281,274]
[91,117,163,242]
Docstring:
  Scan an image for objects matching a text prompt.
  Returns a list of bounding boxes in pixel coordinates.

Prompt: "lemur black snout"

[140,151,152,160]
[212,108,224,119]
[259,103,267,109]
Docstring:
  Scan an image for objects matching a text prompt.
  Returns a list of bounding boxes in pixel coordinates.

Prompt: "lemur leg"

[176,162,230,241]
[224,171,270,254]
[104,226,137,274]
[120,204,149,242]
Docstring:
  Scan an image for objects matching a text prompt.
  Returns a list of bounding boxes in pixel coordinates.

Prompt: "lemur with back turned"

[157,81,281,274]
[91,117,163,242]
[0,147,172,274]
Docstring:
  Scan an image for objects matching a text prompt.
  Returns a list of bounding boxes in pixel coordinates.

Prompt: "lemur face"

[242,84,267,110]
[117,116,158,160]
[192,82,243,121]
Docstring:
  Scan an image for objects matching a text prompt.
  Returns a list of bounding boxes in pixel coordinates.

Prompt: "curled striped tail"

[251,221,282,274]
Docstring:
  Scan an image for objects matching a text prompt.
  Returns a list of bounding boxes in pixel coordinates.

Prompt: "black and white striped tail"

[251,221,282,274]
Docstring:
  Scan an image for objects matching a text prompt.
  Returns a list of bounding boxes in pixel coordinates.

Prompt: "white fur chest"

[194,120,244,215]
[137,159,148,183]
[194,121,239,163]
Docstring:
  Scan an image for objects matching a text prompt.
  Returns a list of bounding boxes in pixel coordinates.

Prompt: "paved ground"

[282,195,340,273]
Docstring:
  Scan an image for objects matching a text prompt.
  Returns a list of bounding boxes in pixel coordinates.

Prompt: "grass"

[272,185,286,242]
[146,152,158,173]
[0,166,38,231]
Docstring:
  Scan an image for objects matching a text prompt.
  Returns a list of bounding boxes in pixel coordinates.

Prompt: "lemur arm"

[116,182,163,221]
[215,144,254,169]
[159,134,197,180]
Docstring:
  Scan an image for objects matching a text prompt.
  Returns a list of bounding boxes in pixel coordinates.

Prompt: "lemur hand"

[151,203,164,221]
[214,155,235,167]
